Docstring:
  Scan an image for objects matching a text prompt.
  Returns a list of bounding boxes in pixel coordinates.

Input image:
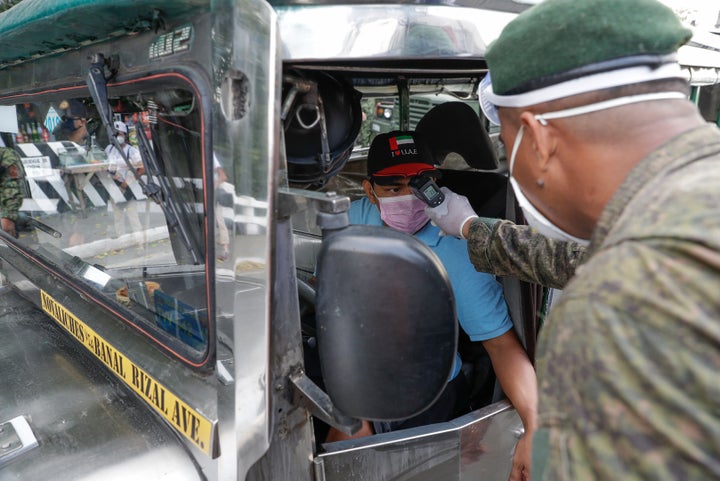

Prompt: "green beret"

[486,0,692,95]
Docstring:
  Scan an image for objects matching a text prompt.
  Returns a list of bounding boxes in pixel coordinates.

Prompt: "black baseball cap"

[60,99,89,120]
[367,131,439,184]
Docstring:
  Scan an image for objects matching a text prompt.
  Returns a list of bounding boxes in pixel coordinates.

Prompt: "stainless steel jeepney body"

[1,1,717,480]
[0,1,278,479]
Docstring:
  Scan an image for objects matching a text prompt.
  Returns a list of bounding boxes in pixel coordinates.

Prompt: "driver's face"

[371,178,412,198]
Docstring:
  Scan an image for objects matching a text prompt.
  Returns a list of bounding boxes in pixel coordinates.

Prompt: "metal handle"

[0,416,39,467]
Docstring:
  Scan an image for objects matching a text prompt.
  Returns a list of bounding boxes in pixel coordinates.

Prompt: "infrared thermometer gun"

[409,174,445,207]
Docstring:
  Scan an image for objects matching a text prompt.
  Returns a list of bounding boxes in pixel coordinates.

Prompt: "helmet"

[283,72,362,187]
[113,120,128,134]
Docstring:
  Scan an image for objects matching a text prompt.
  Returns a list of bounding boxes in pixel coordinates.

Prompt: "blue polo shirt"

[349,197,513,380]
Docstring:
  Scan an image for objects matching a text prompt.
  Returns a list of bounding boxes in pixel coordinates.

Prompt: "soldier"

[426,0,720,480]
[0,146,25,238]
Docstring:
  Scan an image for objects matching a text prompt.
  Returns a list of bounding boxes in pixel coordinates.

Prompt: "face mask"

[116,135,126,145]
[505,91,686,246]
[374,191,430,234]
[508,125,590,245]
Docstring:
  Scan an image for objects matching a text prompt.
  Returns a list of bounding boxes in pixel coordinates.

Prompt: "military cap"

[485,0,692,97]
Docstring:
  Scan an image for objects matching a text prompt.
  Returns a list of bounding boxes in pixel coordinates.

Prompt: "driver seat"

[415,101,507,217]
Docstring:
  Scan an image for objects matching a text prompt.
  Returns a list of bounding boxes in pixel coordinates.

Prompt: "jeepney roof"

[1,0,717,82]
[0,0,208,67]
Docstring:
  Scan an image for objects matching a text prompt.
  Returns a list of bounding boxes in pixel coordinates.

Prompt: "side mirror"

[315,225,457,421]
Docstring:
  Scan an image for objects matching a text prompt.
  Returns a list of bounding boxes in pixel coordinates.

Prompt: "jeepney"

[0,1,718,480]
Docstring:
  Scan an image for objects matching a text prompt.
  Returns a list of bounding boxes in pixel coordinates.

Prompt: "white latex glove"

[424,187,478,239]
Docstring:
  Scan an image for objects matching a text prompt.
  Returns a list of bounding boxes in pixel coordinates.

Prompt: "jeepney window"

[6,88,210,361]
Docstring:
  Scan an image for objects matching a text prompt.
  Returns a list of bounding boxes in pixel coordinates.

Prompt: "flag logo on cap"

[389,135,415,157]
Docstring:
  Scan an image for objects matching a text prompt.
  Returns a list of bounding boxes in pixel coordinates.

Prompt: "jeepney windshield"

[5,85,211,363]
[276,4,516,61]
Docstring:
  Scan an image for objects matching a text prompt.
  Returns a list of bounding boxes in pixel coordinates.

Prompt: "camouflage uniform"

[467,218,585,289]
[0,147,24,222]
[467,124,720,480]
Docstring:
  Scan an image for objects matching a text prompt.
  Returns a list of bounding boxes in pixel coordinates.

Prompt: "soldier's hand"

[1,218,17,238]
[424,187,478,239]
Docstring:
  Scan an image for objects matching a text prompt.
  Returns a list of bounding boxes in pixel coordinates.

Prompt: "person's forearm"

[483,332,537,434]
[466,217,585,289]
[0,191,22,222]
[494,352,537,434]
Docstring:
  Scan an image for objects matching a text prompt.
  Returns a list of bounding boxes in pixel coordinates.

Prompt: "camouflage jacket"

[466,217,586,289]
[505,124,719,481]
[0,147,24,221]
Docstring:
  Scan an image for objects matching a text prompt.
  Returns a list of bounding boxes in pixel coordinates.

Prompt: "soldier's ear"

[520,111,557,173]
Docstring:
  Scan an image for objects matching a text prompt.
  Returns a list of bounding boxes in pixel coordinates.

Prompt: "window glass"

[5,87,209,360]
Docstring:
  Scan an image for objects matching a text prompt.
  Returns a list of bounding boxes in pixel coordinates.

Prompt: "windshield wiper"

[86,53,203,264]
[22,215,62,238]
[135,120,204,264]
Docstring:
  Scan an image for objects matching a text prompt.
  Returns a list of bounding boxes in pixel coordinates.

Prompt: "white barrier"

[20,167,268,235]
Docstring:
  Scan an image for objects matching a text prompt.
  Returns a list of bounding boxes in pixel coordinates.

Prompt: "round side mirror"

[316,225,457,421]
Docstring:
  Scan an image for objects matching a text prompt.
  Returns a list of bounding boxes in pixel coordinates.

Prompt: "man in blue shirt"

[343,131,537,480]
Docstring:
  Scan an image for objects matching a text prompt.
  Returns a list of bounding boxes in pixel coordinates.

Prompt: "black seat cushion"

[437,169,507,219]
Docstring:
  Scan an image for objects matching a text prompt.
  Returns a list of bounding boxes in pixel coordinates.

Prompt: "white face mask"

[116,135,126,145]
[508,125,590,245]
[506,91,687,246]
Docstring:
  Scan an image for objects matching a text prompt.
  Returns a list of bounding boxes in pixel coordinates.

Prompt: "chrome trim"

[0,416,39,467]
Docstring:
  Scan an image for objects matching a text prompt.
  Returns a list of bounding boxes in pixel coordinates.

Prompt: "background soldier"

[0,146,25,237]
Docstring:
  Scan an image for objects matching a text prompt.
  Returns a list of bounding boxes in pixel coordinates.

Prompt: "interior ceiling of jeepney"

[0,0,208,67]
[284,67,482,99]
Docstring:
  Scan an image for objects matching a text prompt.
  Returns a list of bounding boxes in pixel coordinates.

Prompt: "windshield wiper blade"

[86,53,203,264]
[86,54,144,185]
[25,216,62,238]
[135,124,204,264]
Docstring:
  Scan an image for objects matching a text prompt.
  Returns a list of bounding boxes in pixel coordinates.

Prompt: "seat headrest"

[415,101,498,170]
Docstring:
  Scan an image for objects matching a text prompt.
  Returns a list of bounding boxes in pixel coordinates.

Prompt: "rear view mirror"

[315,225,457,421]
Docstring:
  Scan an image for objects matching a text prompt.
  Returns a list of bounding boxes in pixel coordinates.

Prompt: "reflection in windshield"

[277,4,516,60]
[8,89,209,358]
